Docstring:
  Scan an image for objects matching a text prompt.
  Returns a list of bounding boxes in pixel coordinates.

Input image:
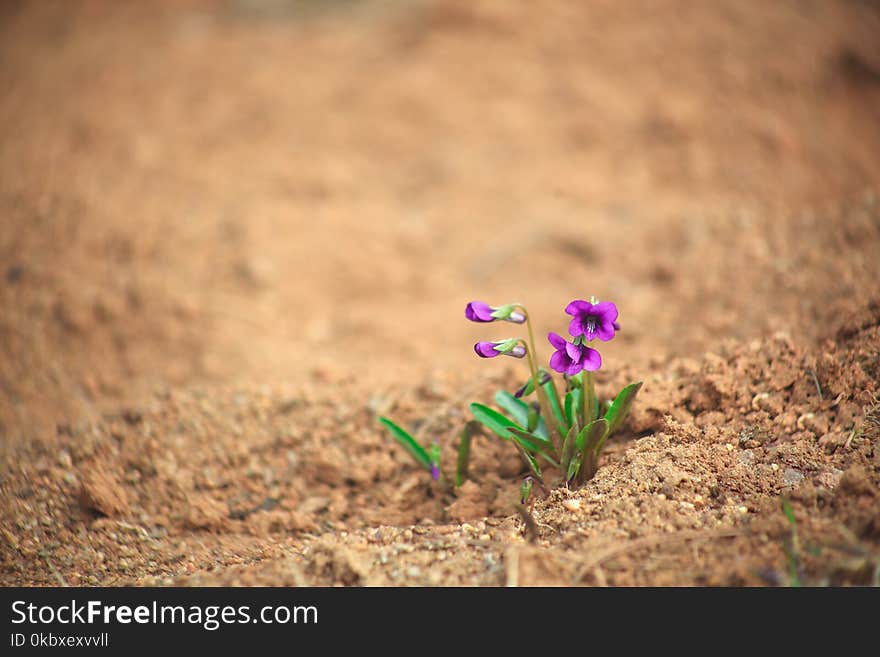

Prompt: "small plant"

[380,298,642,501]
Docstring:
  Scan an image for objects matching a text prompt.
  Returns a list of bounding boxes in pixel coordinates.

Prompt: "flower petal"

[581,347,602,371]
[474,342,500,358]
[565,341,582,363]
[566,359,584,375]
[565,299,591,316]
[549,349,570,373]
[568,316,585,337]
[592,301,618,325]
[596,321,616,341]
[547,332,567,350]
[465,301,495,322]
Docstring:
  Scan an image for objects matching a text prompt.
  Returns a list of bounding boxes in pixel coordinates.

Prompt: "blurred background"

[1,0,879,442]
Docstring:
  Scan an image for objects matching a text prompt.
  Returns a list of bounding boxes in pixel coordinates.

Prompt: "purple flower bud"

[465,301,495,322]
[565,299,619,342]
[474,340,526,359]
[465,301,526,324]
[514,371,552,398]
[430,464,440,481]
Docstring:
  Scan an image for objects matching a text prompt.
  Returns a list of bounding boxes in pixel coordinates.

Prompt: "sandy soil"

[1,0,879,586]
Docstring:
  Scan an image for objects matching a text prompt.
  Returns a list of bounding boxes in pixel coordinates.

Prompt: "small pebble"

[562,498,581,512]
[58,450,72,469]
[783,468,804,487]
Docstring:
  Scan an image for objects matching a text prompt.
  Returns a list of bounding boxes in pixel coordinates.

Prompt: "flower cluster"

[466,298,619,375]
[546,299,619,375]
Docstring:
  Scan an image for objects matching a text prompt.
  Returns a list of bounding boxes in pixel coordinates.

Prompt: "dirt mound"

[2,2,880,586]
[2,302,877,586]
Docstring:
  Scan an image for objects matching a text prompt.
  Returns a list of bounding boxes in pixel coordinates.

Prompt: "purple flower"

[565,300,618,342]
[430,464,440,481]
[465,301,525,324]
[548,332,601,374]
[474,339,526,359]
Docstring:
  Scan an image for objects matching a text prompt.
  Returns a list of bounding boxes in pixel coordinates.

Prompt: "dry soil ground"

[1,0,880,586]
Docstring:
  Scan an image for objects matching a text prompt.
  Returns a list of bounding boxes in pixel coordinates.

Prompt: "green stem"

[580,368,598,483]
[517,306,563,454]
[572,371,585,428]
[585,370,595,428]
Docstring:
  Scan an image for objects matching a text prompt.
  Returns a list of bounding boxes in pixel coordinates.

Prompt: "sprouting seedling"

[377,417,479,491]
[378,417,439,480]
[379,296,641,500]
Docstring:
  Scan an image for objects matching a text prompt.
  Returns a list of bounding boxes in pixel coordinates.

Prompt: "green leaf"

[455,422,477,487]
[603,382,643,437]
[526,404,540,433]
[511,440,543,482]
[379,417,433,472]
[494,390,549,440]
[576,418,609,454]
[508,428,556,460]
[541,376,567,433]
[564,388,583,429]
[781,498,797,528]
[574,418,609,484]
[566,454,582,482]
[559,423,579,474]
[469,402,522,440]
